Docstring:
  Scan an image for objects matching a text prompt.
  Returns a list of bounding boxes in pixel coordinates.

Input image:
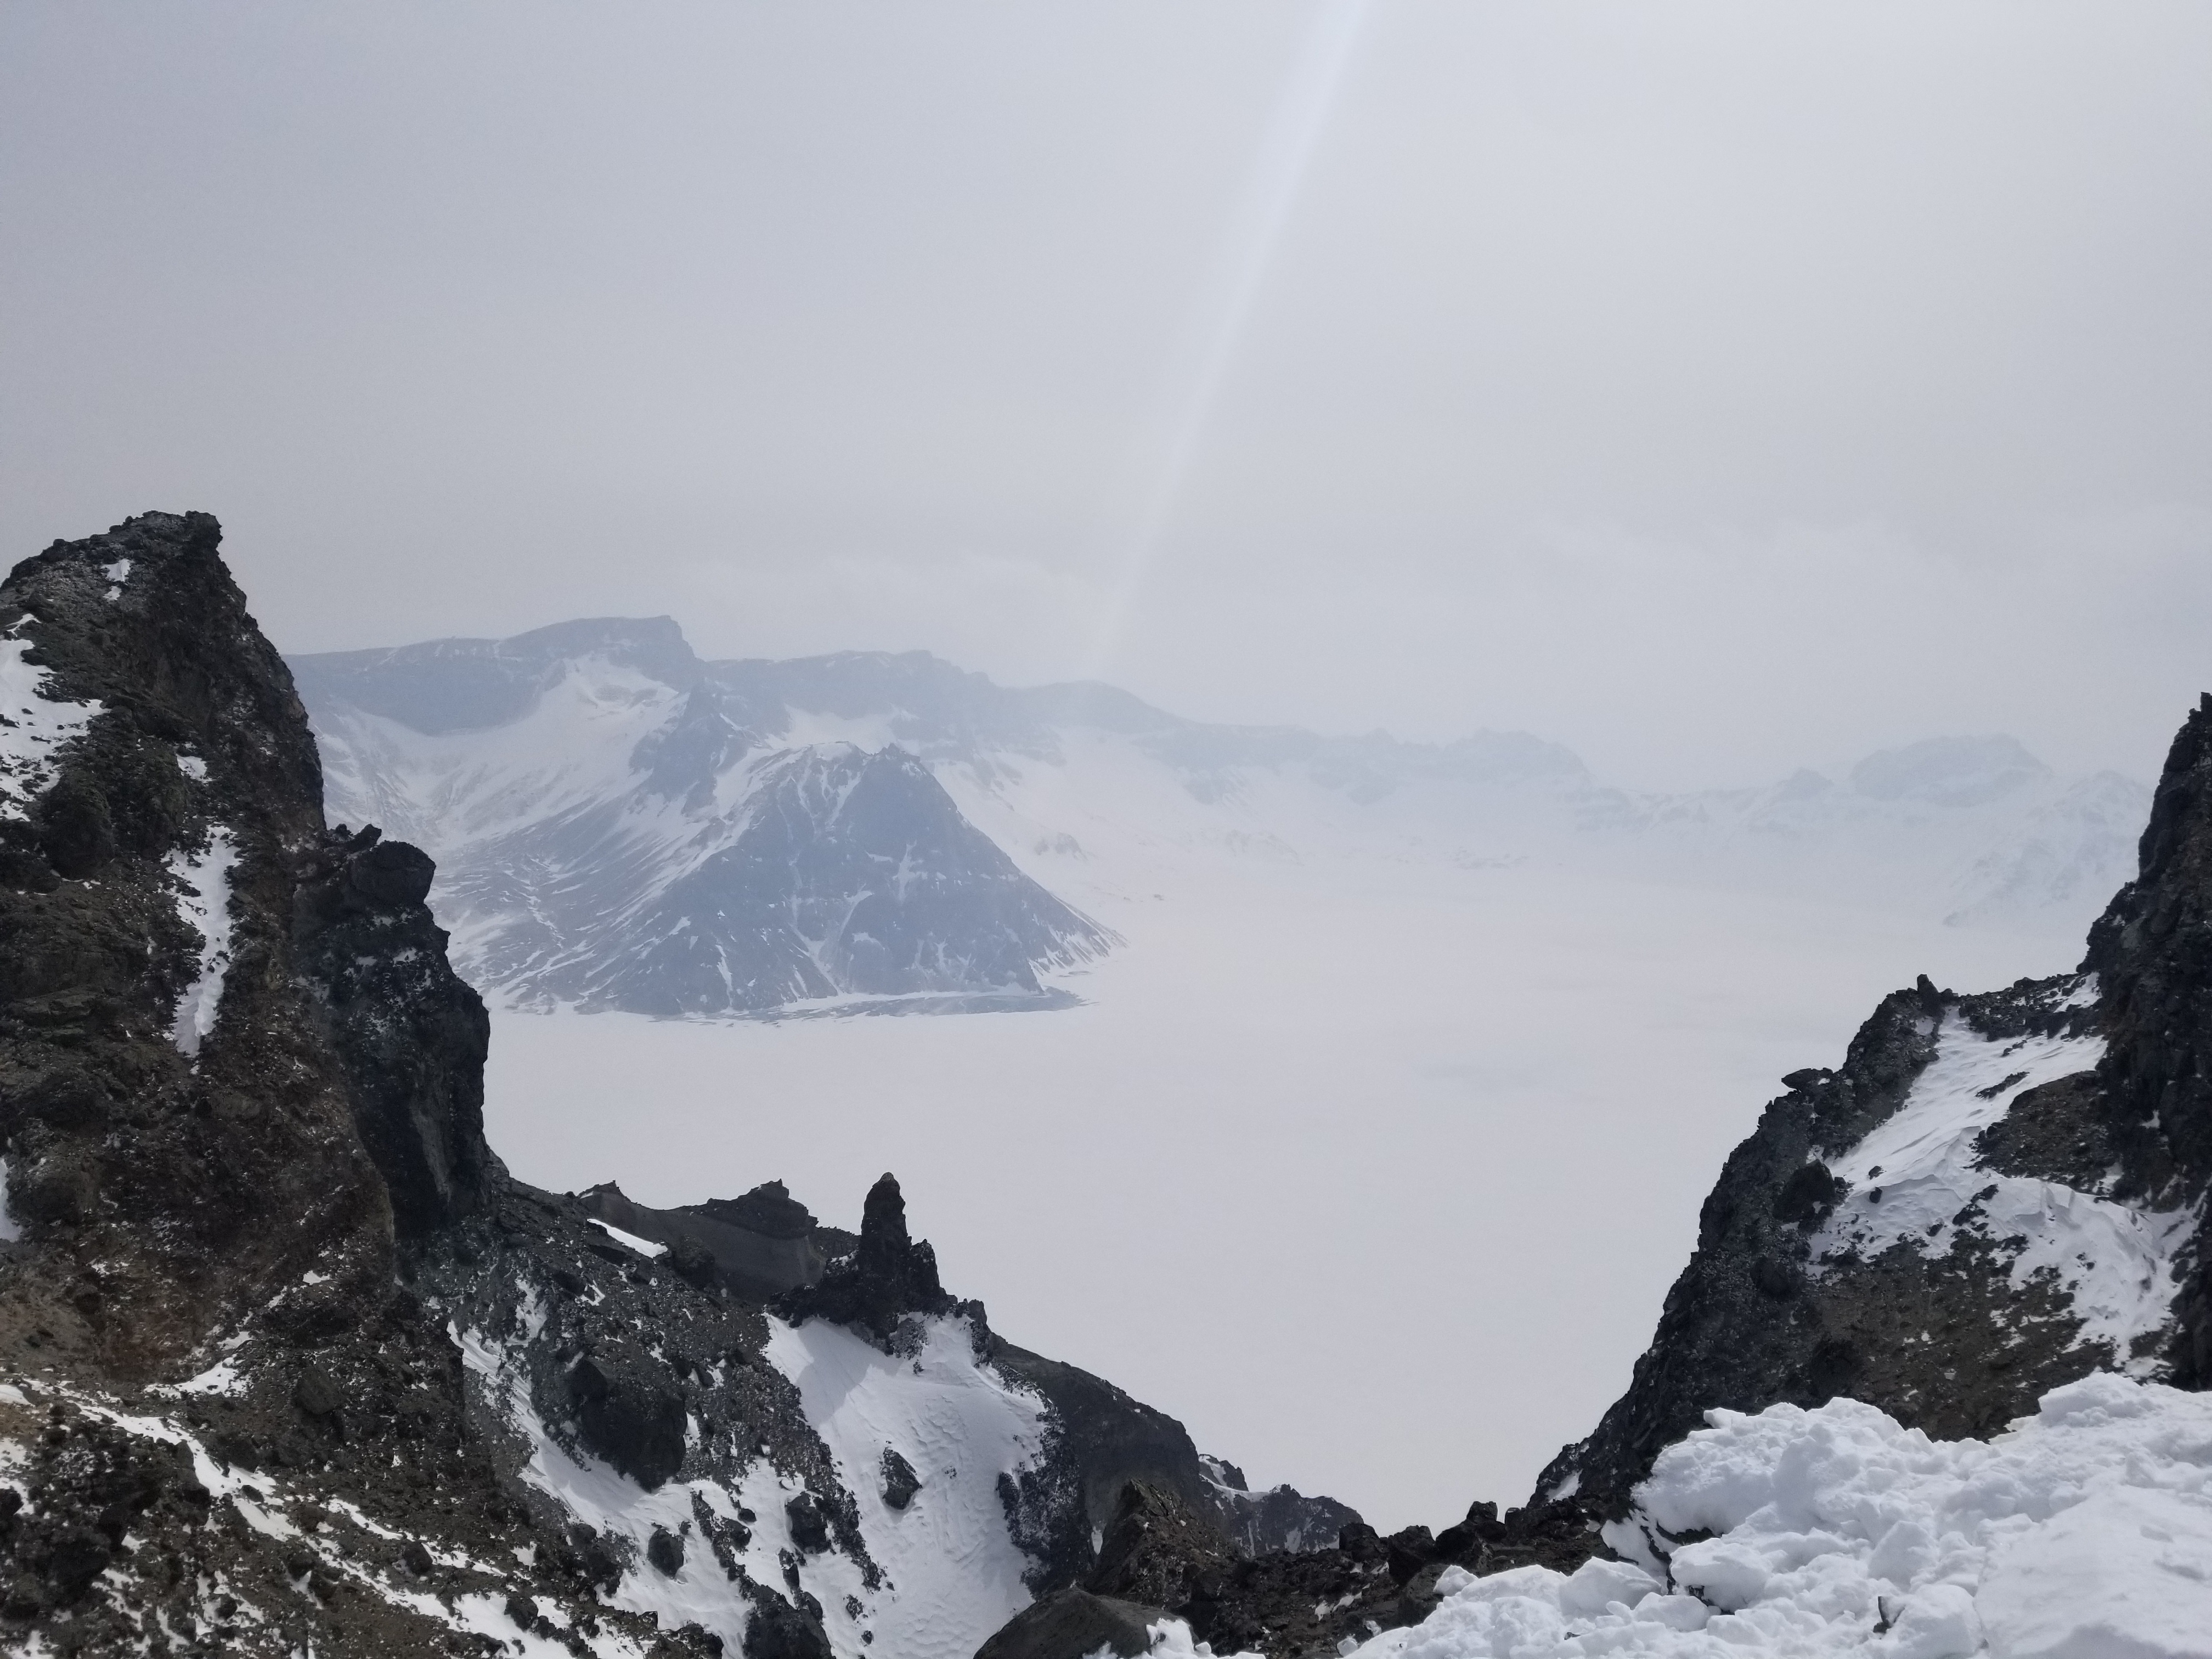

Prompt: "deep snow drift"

[1350,1372,2212,1659]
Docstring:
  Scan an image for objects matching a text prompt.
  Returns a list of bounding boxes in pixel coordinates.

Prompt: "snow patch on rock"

[590,1218,668,1258]
[167,828,239,1056]
[0,635,102,819]
[1810,1003,2192,1368]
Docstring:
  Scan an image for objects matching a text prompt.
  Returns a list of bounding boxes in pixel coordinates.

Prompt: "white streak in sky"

[1085,0,1370,677]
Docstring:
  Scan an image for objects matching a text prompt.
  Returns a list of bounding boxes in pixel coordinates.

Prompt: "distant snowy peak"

[295,619,2151,1024]
[1846,732,2053,806]
[289,615,702,736]
[1945,769,2153,928]
[299,641,1117,1017]
[529,741,1115,1017]
[292,623,1604,1018]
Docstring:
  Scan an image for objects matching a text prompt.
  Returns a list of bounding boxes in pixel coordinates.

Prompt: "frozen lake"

[483,848,2078,1530]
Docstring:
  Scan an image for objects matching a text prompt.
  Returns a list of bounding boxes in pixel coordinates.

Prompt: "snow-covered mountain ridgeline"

[291,620,2148,1019]
[0,516,1356,1659]
[290,623,1120,1017]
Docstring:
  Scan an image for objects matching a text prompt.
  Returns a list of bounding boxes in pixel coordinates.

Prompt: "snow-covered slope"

[292,622,2147,1021]
[450,1302,1048,1659]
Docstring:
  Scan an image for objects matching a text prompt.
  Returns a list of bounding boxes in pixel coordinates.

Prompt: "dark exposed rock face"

[990,1339,1227,1593]
[1085,1479,1236,1611]
[741,1584,833,1659]
[0,517,775,1656]
[1199,1454,1364,1556]
[1532,973,2126,1516]
[1526,983,1946,1513]
[880,1446,921,1509]
[295,822,499,1235]
[973,1585,1161,1659]
[571,1340,690,1489]
[1005,1479,1606,1659]
[0,514,402,1376]
[2083,691,2212,1383]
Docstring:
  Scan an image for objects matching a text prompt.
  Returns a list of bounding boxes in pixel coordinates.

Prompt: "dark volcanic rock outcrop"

[1199,1454,1363,1557]
[581,1177,846,1300]
[0,522,690,1652]
[775,1172,956,1341]
[294,822,499,1234]
[1533,972,2129,1516]
[0,512,482,1374]
[973,1585,1160,1659]
[2083,691,2212,1383]
[1010,1479,1606,1659]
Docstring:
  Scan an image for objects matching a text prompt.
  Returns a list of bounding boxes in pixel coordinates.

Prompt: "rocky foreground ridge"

[0,515,1355,1659]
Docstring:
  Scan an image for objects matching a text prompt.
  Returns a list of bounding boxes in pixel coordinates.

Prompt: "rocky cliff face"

[0,515,1353,1658]
[2082,693,2212,1384]
[1528,699,2212,1522]
[0,511,492,1378]
[0,514,550,1654]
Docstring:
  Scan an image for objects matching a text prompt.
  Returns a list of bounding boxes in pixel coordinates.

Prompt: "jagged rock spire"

[775,1171,951,1344]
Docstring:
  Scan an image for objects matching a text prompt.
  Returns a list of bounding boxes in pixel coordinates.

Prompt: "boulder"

[742,1588,832,1659]
[880,1448,921,1510]
[974,1587,1162,1659]
[569,1344,687,1489]
[1084,1481,1231,1611]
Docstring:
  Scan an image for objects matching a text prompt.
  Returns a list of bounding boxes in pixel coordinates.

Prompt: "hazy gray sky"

[4,2,2208,788]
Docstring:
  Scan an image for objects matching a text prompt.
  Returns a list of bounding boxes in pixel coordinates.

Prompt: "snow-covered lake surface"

[484,848,2080,1531]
